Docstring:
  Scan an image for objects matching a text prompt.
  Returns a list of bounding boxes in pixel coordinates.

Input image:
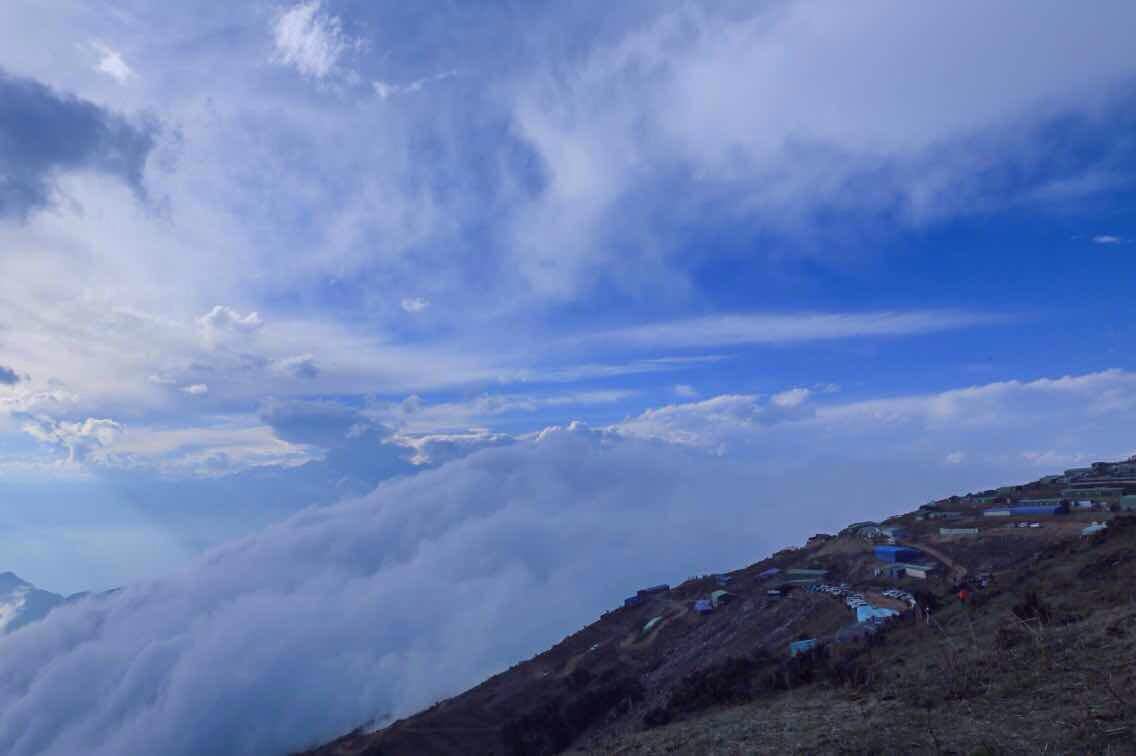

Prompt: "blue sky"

[1,0,1136,597]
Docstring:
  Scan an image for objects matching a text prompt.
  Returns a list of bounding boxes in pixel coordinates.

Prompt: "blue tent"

[694,599,713,614]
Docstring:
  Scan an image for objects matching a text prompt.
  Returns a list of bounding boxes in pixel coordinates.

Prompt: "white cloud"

[373,70,457,100]
[673,384,698,398]
[20,417,123,464]
[615,394,768,451]
[0,425,809,756]
[90,41,135,84]
[1092,234,1124,244]
[616,370,1136,472]
[399,296,430,313]
[507,355,727,384]
[272,0,355,80]
[196,306,263,349]
[585,310,1000,350]
[181,384,209,396]
[197,305,263,334]
[0,389,79,420]
[771,387,810,408]
[394,429,514,466]
[273,354,320,380]
[372,389,638,434]
[944,450,966,464]
[508,2,1136,295]
[93,421,315,476]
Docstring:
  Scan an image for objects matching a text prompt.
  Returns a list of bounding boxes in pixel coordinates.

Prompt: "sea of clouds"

[0,425,795,755]
[3,371,1136,754]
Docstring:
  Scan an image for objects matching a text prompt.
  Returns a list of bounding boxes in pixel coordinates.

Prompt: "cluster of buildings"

[628,459,1136,659]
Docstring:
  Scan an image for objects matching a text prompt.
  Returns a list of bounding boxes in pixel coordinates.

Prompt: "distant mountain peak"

[0,572,63,634]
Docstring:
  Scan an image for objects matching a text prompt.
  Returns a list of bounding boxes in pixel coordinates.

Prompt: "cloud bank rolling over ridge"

[2,370,1136,754]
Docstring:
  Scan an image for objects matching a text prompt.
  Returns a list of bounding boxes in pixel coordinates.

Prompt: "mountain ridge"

[303,457,1136,755]
[0,572,66,635]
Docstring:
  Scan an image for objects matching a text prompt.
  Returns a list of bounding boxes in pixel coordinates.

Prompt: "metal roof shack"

[983,508,1012,517]
[1008,503,1067,516]
[789,639,818,657]
[903,563,938,579]
[856,605,899,623]
[637,584,670,597]
[785,568,828,578]
[1063,487,1124,499]
[693,598,714,614]
[757,567,782,579]
[877,561,935,578]
[1082,522,1108,537]
[874,545,922,563]
[710,590,733,608]
[940,527,979,536]
[623,595,644,608]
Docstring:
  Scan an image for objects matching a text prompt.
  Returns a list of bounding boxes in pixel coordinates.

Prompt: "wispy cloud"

[583,310,1001,350]
[508,355,728,384]
[373,70,457,100]
[21,417,123,464]
[273,354,319,380]
[196,306,263,349]
[90,41,135,84]
[272,0,357,79]
[400,296,430,313]
[374,389,638,433]
[1093,234,1125,244]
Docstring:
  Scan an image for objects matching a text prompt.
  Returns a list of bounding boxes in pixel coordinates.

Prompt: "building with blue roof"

[874,545,922,563]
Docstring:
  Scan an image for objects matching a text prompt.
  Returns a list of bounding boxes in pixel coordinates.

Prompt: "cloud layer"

[0,426,791,756]
[2,370,1136,754]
